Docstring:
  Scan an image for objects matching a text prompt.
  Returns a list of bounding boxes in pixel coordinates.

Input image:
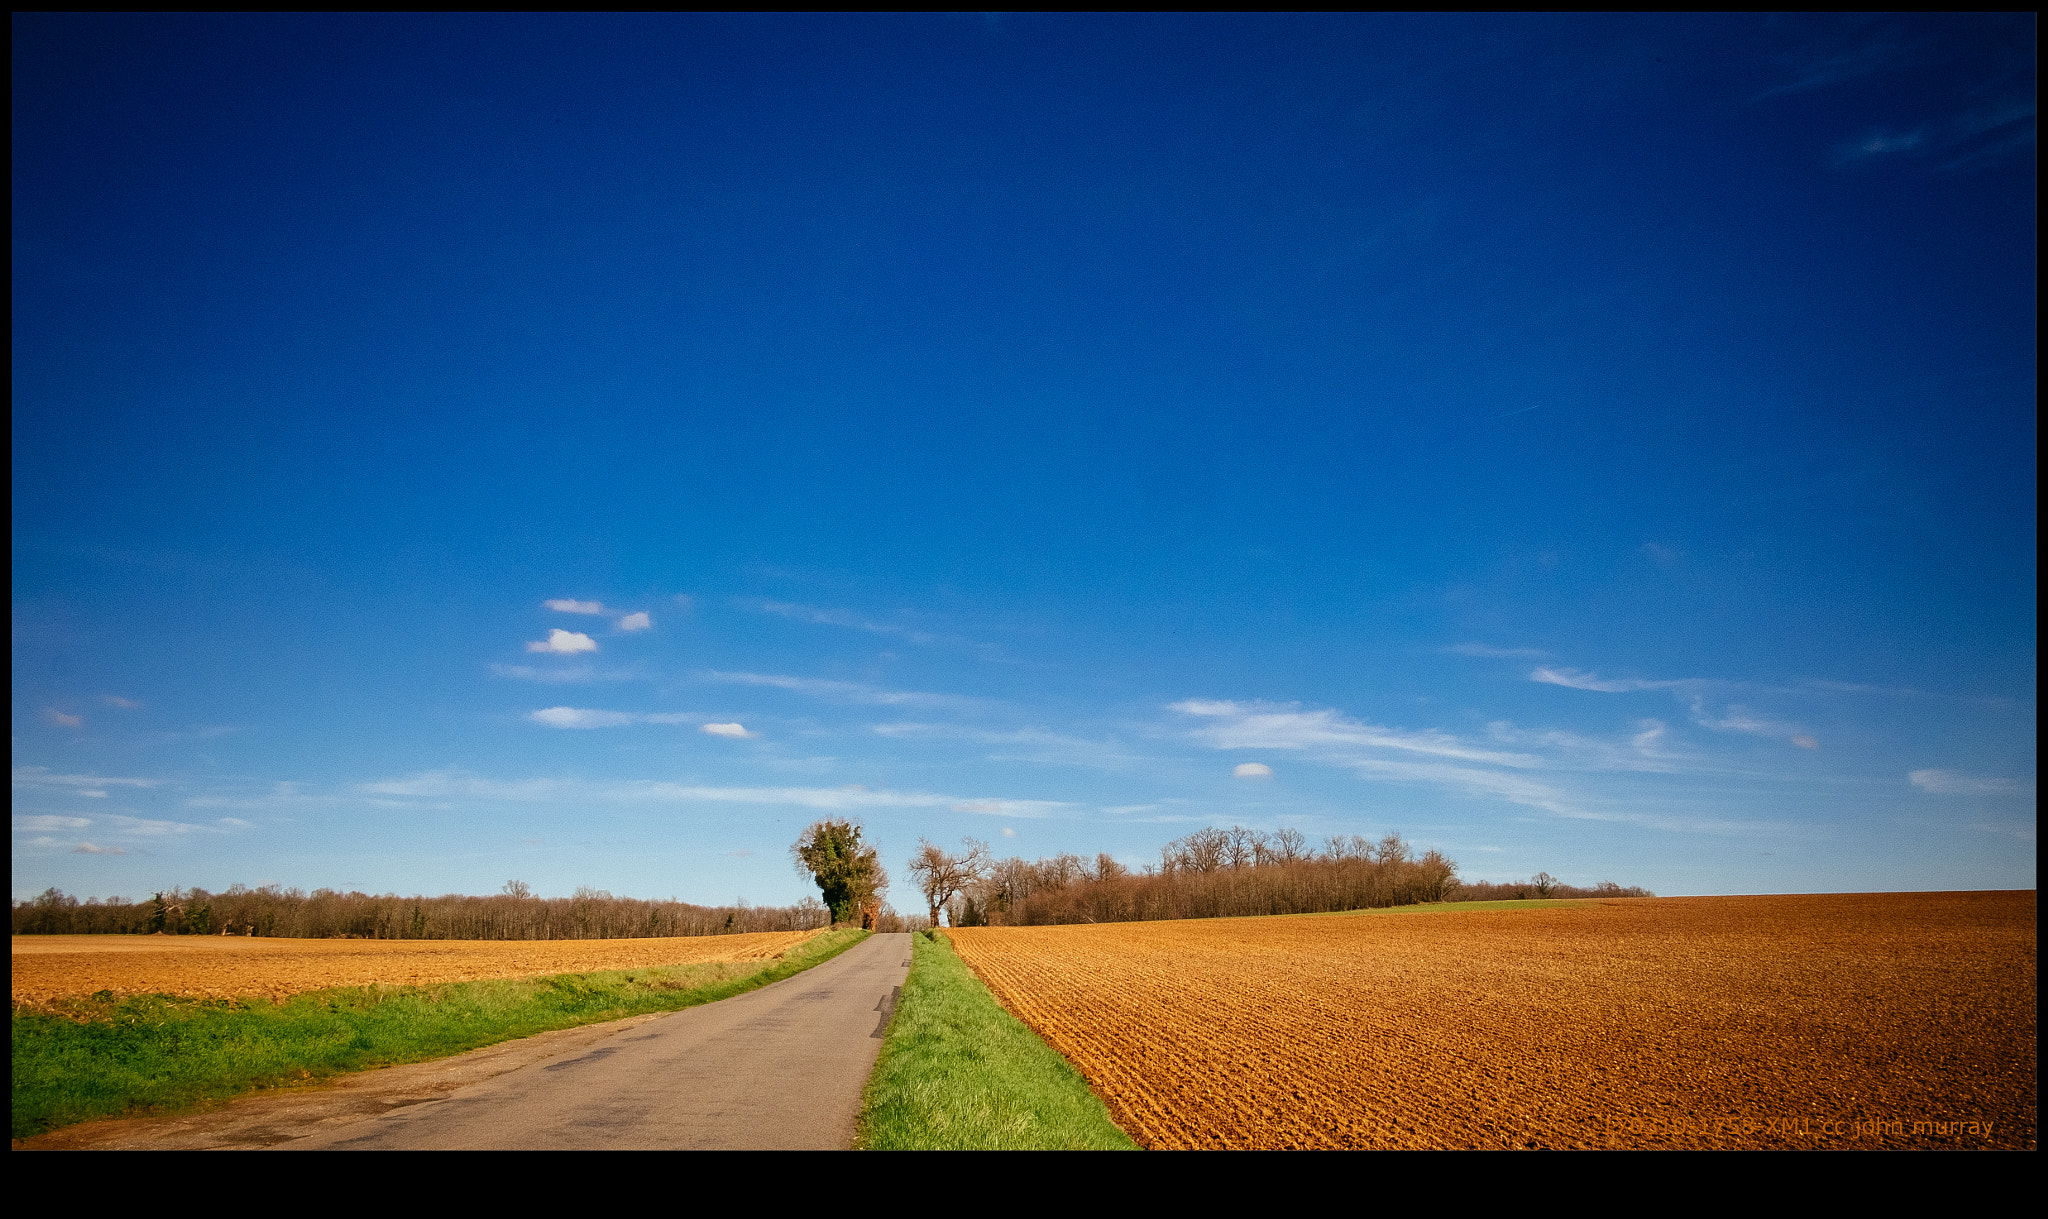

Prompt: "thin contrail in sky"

[1492,405,1541,419]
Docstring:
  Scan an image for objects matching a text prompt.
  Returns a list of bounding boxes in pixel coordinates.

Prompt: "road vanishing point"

[280,932,910,1151]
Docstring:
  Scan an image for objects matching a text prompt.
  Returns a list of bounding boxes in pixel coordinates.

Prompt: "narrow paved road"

[280,932,911,1150]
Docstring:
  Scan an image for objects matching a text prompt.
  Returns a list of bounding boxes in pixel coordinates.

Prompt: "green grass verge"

[856,929,1138,1150]
[11,927,868,1140]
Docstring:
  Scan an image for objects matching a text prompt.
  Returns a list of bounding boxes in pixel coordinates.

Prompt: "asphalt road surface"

[280,932,911,1150]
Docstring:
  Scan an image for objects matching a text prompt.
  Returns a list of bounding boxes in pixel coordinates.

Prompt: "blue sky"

[13,13,2035,905]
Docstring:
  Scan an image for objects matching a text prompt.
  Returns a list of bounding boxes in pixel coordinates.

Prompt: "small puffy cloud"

[1001,827,1018,838]
[73,842,127,855]
[1910,770,2023,795]
[1233,762,1274,778]
[617,611,652,632]
[530,707,637,729]
[1790,735,1820,750]
[544,599,607,615]
[43,709,84,728]
[102,695,144,709]
[700,722,755,738]
[673,594,696,611]
[528,629,598,654]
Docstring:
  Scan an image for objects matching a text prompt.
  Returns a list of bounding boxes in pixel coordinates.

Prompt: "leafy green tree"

[792,819,887,924]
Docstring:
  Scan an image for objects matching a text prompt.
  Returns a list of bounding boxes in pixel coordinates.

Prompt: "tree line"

[908,826,1650,927]
[9,882,878,939]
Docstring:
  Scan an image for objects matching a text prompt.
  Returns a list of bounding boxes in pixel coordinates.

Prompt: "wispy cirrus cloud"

[1168,700,1791,834]
[74,842,128,855]
[1529,669,1818,747]
[490,663,638,684]
[870,722,1146,769]
[1909,769,2029,796]
[1686,698,1819,748]
[702,671,993,711]
[1444,643,1549,658]
[1530,667,1691,693]
[357,770,1066,816]
[14,815,94,831]
[743,599,963,647]
[527,707,697,729]
[544,599,607,615]
[13,767,164,792]
[1173,700,1544,767]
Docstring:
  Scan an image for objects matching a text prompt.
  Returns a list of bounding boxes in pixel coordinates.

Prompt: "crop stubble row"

[9,929,823,1003]
[947,893,2035,1150]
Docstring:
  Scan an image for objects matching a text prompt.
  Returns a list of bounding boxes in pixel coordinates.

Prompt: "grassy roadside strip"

[856,929,1137,1150]
[11,927,868,1140]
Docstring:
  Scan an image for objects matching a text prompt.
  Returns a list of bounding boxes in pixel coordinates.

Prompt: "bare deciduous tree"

[908,837,990,928]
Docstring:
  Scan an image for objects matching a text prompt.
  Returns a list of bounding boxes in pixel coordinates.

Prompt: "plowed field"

[11,930,823,1003]
[948,892,2035,1150]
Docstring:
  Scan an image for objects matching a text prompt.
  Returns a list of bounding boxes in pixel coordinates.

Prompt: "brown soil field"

[10,930,823,1004]
[948,892,2035,1150]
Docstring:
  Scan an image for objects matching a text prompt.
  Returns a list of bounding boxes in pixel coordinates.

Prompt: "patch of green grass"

[11,928,867,1140]
[856,929,1137,1150]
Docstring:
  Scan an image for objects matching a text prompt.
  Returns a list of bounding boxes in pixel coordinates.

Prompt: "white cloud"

[870,722,1146,770]
[1233,762,1274,778]
[102,695,144,709]
[700,722,754,738]
[1530,667,1685,693]
[530,707,637,729]
[73,842,127,855]
[218,817,254,828]
[78,790,108,798]
[15,815,93,831]
[107,815,221,836]
[749,600,943,645]
[529,708,699,729]
[617,612,652,632]
[1445,643,1548,658]
[1686,697,1814,746]
[1173,700,1543,767]
[703,671,991,710]
[490,663,634,684]
[528,629,599,654]
[12,767,162,791]
[42,709,83,728]
[1000,827,1018,838]
[949,799,1068,818]
[1834,128,1928,164]
[544,599,607,615]
[357,770,1066,816]
[1909,770,2026,796]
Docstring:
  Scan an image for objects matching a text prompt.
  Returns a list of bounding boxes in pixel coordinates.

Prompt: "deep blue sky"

[14,13,2035,906]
